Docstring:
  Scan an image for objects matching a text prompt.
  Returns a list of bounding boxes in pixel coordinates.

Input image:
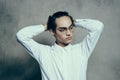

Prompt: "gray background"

[0,0,120,80]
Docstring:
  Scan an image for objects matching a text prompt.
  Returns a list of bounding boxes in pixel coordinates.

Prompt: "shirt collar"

[53,42,72,51]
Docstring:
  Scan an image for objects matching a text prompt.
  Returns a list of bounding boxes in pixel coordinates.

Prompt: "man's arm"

[16,24,49,62]
[74,19,104,58]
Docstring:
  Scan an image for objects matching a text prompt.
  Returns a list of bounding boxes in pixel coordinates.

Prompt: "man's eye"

[69,26,73,30]
[70,27,73,29]
[59,29,65,32]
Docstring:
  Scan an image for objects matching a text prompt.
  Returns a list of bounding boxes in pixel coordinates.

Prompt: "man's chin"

[65,40,72,44]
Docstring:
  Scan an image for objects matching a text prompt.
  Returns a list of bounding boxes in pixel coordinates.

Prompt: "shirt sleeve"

[74,19,104,58]
[16,25,50,63]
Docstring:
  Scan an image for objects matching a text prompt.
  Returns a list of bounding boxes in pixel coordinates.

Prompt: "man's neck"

[55,41,69,47]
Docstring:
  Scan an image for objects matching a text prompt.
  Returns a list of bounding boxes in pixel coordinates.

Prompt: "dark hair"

[47,11,75,32]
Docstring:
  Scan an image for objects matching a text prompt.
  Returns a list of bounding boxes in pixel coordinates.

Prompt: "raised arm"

[17,25,45,41]
[74,19,104,58]
[16,24,49,62]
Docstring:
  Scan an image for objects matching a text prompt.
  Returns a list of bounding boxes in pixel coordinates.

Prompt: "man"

[16,11,104,80]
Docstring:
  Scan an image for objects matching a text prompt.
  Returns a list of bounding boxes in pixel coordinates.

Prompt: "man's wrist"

[43,24,48,31]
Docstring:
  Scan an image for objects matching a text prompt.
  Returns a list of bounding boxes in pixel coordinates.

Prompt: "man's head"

[47,11,75,47]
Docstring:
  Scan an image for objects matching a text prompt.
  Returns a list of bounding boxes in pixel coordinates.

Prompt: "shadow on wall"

[0,0,41,80]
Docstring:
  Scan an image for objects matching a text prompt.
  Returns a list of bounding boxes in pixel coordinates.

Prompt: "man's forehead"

[55,16,72,27]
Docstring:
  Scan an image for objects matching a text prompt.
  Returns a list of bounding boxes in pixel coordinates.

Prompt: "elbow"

[98,20,104,30]
[16,29,31,43]
[94,20,104,31]
[16,31,24,42]
[16,31,22,42]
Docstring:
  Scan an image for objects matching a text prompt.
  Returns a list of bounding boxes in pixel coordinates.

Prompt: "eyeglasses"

[56,24,74,34]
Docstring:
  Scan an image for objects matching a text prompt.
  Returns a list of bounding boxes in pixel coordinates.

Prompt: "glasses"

[56,24,74,34]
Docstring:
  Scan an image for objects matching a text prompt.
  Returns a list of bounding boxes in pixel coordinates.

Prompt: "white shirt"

[16,19,104,80]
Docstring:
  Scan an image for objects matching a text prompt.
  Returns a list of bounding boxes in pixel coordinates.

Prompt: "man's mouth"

[66,37,72,40]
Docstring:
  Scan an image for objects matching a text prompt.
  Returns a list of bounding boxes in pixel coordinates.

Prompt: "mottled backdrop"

[0,0,120,80]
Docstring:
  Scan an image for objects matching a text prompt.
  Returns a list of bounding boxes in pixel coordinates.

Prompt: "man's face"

[53,16,74,47]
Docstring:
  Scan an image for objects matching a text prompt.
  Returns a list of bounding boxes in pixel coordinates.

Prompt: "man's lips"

[66,37,72,40]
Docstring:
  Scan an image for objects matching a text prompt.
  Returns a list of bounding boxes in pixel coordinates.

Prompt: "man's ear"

[49,29,55,35]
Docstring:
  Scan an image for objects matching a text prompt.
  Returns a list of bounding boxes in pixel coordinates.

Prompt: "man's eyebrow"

[68,24,73,28]
[59,24,73,29]
[58,27,67,29]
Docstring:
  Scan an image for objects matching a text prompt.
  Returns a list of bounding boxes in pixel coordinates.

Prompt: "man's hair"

[47,11,75,32]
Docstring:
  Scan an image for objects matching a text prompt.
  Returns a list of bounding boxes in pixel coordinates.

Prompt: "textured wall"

[0,0,120,80]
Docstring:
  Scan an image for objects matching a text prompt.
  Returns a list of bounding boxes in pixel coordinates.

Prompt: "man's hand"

[44,24,48,31]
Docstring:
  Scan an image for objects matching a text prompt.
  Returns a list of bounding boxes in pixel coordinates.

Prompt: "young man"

[16,11,104,80]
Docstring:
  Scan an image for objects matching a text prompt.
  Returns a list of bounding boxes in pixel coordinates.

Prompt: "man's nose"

[66,30,71,35]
